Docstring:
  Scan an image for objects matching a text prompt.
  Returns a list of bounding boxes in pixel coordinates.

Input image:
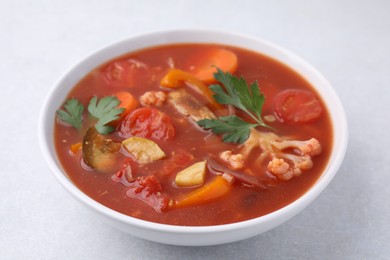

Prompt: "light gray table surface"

[1,0,389,259]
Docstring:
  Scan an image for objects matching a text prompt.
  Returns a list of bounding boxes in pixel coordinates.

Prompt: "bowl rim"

[38,28,348,235]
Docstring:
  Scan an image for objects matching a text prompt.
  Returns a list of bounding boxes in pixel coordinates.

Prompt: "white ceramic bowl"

[38,29,348,246]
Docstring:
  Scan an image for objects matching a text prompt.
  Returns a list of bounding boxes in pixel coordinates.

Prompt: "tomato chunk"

[126,176,169,213]
[118,107,175,140]
[160,150,194,176]
[111,161,134,186]
[274,89,323,124]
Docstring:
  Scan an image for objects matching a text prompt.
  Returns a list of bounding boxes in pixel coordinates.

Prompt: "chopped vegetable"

[190,48,238,84]
[118,107,175,140]
[197,68,271,144]
[175,161,206,187]
[56,98,84,129]
[82,127,121,170]
[160,150,194,177]
[122,136,166,164]
[174,176,231,208]
[69,142,82,154]
[126,175,169,213]
[206,157,267,189]
[273,89,323,124]
[139,91,166,107]
[221,173,234,183]
[111,161,134,186]
[240,129,322,180]
[219,150,244,170]
[168,90,216,122]
[160,69,222,109]
[114,91,139,120]
[88,96,125,134]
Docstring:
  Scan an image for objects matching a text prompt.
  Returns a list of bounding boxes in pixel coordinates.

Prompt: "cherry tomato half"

[273,89,323,124]
[118,107,175,140]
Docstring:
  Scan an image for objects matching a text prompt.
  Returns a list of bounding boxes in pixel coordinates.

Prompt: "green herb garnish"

[56,98,84,129]
[88,96,124,134]
[197,68,271,144]
[56,95,124,135]
[198,115,257,143]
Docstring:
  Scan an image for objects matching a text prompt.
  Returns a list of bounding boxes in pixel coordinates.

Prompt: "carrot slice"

[114,91,139,120]
[69,142,82,154]
[160,69,222,109]
[190,48,238,84]
[173,176,231,208]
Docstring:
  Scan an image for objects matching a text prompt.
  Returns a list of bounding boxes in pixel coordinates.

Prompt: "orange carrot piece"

[160,69,222,109]
[191,48,238,84]
[115,91,139,120]
[70,142,82,154]
[173,176,231,208]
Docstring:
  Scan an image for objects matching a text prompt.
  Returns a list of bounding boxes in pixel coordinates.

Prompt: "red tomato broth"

[54,44,333,226]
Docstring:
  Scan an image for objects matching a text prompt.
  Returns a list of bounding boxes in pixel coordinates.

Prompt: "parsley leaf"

[198,116,257,144]
[210,68,268,127]
[88,96,125,134]
[196,68,272,144]
[56,98,84,129]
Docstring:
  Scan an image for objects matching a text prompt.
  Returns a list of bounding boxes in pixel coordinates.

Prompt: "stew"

[54,44,332,226]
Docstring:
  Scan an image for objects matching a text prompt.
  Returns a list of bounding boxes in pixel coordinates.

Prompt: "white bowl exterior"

[39,29,348,246]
